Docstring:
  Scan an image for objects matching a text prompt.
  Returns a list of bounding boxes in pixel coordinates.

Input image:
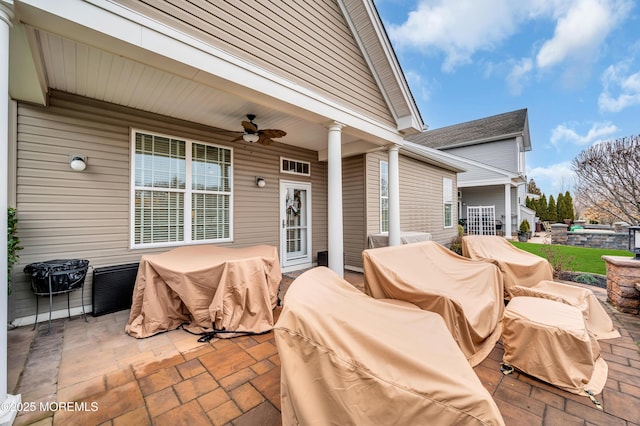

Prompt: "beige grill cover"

[462,235,553,296]
[126,245,281,338]
[502,297,608,395]
[274,267,505,426]
[362,241,504,366]
[510,280,620,340]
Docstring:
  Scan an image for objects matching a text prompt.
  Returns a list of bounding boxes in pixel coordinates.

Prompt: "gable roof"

[407,109,530,150]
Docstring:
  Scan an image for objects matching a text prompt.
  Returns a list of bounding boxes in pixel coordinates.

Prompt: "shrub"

[8,208,23,295]
[540,244,575,278]
[519,219,530,234]
[449,224,465,255]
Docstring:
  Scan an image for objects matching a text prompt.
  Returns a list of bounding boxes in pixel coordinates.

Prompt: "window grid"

[380,161,389,232]
[132,131,232,247]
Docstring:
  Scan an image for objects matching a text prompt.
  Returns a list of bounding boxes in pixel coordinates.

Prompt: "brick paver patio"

[8,271,640,425]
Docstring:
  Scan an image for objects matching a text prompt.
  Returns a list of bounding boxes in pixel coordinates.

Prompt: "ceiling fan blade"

[231,135,244,142]
[241,120,258,132]
[260,129,286,139]
[258,137,274,145]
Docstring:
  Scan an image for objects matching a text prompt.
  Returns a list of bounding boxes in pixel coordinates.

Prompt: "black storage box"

[24,259,90,294]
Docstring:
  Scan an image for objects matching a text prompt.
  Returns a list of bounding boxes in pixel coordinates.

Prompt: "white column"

[327,122,345,277]
[388,145,401,246]
[0,3,22,424]
[504,183,512,240]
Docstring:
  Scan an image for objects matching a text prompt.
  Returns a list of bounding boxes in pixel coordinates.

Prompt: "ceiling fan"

[235,114,287,145]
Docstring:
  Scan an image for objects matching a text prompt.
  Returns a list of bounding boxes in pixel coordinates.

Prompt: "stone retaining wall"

[550,223,629,250]
[602,255,640,315]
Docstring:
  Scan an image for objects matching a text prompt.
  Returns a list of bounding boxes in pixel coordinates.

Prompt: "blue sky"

[375,0,640,197]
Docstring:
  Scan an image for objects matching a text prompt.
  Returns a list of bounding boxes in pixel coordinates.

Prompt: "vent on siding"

[92,263,139,317]
[281,157,310,176]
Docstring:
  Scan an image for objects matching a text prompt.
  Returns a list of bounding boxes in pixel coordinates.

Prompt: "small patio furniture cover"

[502,297,608,396]
[126,245,281,338]
[362,241,504,366]
[274,266,505,426]
[510,280,620,340]
[367,231,432,248]
[461,235,553,296]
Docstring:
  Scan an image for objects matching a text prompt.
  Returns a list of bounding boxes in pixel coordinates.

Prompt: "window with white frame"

[443,177,453,228]
[380,160,389,232]
[131,130,232,248]
[281,157,310,176]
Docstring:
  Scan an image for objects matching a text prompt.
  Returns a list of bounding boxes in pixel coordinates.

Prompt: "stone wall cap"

[602,255,640,267]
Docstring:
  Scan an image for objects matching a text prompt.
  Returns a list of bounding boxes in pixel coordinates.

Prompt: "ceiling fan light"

[243,133,260,143]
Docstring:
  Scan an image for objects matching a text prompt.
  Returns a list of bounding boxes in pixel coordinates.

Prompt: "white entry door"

[280,181,312,269]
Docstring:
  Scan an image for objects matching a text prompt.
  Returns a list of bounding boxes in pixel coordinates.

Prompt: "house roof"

[407,109,530,151]
[400,142,466,173]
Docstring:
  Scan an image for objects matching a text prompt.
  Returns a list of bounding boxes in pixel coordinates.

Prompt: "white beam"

[504,184,512,240]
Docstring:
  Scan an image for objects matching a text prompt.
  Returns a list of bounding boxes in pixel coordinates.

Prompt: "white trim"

[280,180,313,269]
[280,156,311,176]
[379,159,388,232]
[12,305,92,327]
[129,128,234,249]
[443,177,453,228]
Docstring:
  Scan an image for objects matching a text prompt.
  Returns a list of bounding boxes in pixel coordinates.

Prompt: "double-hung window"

[443,177,453,228]
[380,160,389,232]
[131,130,232,248]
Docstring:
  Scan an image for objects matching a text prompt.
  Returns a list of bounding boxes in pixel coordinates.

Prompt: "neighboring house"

[407,109,531,238]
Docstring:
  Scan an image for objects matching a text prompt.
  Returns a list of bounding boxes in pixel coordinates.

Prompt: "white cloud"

[550,121,618,146]
[388,0,632,78]
[404,70,432,103]
[528,162,576,194]
[536,0,629,69]
[598,61,640,112]
[507,58,533,95]
[387,0,525,71]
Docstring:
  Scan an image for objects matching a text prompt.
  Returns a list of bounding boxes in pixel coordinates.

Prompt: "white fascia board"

[337,0,423,134]
[400,142,466,172]
[457,178,513,188]
[18,0,405,145]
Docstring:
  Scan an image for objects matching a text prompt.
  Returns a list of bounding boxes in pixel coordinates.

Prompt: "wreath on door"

[286,190,301,216]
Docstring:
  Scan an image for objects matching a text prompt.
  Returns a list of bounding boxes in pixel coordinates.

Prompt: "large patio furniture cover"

[362,241,504,366]
[126,245,281,338]
[502,297,608,396]
[462,235,553,296]
[274,266,505,426]
[510,280,620,340]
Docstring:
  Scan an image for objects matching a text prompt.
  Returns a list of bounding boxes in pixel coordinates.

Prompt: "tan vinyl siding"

[366,151,458,246]
[112,0,394,126]
[12,91,327,320]
[342,155,366,269]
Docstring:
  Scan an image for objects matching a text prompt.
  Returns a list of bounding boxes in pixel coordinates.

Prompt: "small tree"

[527,179,542,196]
[547,195,558,223]
[556,192,566,221]
[564,191,575,222]
[537,195,548,221]
[572,135,640,225]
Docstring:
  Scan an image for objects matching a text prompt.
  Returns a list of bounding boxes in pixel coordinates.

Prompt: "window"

[131,130,232,248]
[380,161,389,232]
[281,157,310,176]
[443,177,453,228]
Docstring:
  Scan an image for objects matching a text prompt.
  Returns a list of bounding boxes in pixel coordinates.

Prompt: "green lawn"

[510,242,634,275]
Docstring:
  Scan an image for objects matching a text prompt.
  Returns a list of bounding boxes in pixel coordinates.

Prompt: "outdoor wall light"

[256,177,266,188]
[69,156,87,172]
[243,132,260,143]
[628,225,640,260]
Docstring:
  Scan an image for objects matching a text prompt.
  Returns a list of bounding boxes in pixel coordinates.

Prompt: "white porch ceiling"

[31,29,365,152]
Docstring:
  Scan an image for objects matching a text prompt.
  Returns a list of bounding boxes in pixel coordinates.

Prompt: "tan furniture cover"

[502,297,608,396]
[126,245,281,338]
[510,280,620,340]
[362,241,504,366]
[367,231,432,248]
[274,266,505,426]
[462,235,553,296]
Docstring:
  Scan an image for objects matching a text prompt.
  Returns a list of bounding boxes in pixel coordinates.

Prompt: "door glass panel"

[285,188,307,261]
